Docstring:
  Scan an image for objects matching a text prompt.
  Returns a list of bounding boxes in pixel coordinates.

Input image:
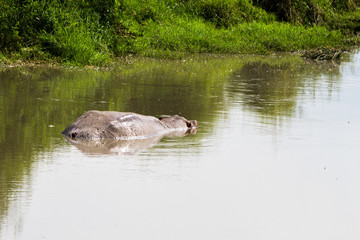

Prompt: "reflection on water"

[228,58,341,118]
[65,136,164,155]
[1,52,360,240]
[63,127,197,155]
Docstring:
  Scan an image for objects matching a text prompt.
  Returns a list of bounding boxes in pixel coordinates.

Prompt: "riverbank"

[1,0,360,66]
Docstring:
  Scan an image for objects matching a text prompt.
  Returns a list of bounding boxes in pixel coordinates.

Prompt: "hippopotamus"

[62,110,198,140]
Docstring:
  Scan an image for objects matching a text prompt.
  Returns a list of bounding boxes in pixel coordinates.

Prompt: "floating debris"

[302,47,342,61]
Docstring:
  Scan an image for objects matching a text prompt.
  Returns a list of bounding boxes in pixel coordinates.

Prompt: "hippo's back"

[62,111,167,139]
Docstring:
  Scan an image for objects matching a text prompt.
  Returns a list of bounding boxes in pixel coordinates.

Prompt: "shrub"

[179,0,275,28]
[253,0,360,25]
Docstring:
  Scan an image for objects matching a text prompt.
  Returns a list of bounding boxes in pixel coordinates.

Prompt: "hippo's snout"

[61,127,78,139]
[70,131,77,139]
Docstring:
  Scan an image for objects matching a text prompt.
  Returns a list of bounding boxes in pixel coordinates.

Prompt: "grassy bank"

[1,0,360,66]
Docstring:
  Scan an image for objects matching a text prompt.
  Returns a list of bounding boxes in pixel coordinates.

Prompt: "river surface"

[0,52,359,240]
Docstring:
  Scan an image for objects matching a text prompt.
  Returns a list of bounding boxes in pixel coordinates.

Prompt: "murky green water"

[1,52,359,240]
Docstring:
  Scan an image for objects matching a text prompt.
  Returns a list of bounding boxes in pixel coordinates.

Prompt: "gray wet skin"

[62,110,198,139]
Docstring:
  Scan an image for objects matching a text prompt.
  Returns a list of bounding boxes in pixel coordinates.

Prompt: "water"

[0,52,359,240]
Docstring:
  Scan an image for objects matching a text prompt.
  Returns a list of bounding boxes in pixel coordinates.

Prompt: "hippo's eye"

[70,132,77,138]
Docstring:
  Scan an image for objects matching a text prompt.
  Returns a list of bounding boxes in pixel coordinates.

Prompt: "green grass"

[0,0,359,66]
[40,16,111,66]
[133,19,344,56]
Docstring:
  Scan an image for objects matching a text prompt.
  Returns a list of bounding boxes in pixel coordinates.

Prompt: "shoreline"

[1,47,356,69]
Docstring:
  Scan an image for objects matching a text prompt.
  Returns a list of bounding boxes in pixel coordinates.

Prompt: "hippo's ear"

[158,115,171,121]
[186,120,192,128]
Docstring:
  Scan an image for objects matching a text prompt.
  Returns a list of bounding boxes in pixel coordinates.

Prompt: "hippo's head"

[159,115,198,130]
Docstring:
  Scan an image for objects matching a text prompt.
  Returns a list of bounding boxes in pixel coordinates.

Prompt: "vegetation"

[1,0,360,65]
[302,47,342,60]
